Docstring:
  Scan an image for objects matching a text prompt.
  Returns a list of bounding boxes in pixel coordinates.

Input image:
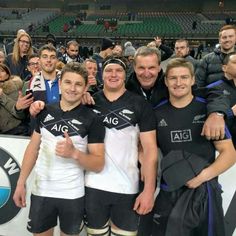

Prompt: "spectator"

[174,39,199,71]
[0,63,33,135]
[60,40,84,64]
[45,33,57,48]
[25,53,40,81]
[124,41,136,80]
[195,24,236,87]
[147,36,173,61]
[22,53,40,94]
[5,32,33,80]
[0,48,5,64]
[29,44,60,105]
[83,58,101,94]
[4,29,25,55]
[92,37,115,84]
[112,44,123,57]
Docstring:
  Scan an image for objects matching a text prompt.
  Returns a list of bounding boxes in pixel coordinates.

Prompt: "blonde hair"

[12,32,33,65]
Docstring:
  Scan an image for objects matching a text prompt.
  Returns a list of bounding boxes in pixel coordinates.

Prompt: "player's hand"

[133,190,154,215]
[81,92,95,105]
[55,132,76,158]
[201,112,225,140]
[29,101,45,117]
[13,184,27,208]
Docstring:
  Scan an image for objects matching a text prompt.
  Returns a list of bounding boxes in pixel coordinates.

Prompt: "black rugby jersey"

[154,97,231,164]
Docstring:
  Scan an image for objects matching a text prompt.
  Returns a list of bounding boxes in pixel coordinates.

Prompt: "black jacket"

[207,77,236,146]
[159,150,225,236]
[5,54,31,80]
[195,47,236,87]
[126,69,167,107]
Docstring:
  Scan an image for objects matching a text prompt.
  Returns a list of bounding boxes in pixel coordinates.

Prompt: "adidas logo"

[44,114,55,122]
[158,119,167,127]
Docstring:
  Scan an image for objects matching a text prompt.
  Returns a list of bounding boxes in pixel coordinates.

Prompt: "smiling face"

[39,49,58,74]
[60,71,87,108]
[27,56,40,76]
[103,63,126,92]
[165,66,195,102]
[134,53,161,90]
[219,28,236,53]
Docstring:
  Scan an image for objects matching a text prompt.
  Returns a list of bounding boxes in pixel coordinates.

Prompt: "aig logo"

[0,148,21,224]
[171,129,192,143]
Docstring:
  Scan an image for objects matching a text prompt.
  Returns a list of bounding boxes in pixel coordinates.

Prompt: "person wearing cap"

[92,37,115,84]
[85,56,158,236]
[123,41,136,81]
[152,58,236,235]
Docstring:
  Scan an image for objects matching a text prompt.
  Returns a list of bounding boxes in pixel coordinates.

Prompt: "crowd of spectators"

[0,22,236,236]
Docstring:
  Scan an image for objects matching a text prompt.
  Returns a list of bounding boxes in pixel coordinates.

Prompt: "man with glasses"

[174,39,199,71]
[25,53,40,81]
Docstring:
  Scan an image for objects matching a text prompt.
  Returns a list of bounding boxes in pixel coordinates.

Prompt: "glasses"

[19,40,30,45]
[28,62,39,67]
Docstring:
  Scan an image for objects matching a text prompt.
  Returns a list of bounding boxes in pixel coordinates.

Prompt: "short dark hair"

[60,62,88,85]
[28,53,39,61]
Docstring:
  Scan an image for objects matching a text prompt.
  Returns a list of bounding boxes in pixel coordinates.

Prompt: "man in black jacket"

[195,24,236,87]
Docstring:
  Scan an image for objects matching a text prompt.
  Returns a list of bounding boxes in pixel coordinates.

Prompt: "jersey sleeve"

[138,99,156,132]
[87,115,105,144]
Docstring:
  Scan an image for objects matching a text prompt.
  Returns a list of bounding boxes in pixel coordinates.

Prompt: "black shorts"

[85,187,139,231]
[27,194,85,234]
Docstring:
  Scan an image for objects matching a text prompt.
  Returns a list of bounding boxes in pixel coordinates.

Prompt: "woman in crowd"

[5,32,34,80]
[0,63,33,135]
